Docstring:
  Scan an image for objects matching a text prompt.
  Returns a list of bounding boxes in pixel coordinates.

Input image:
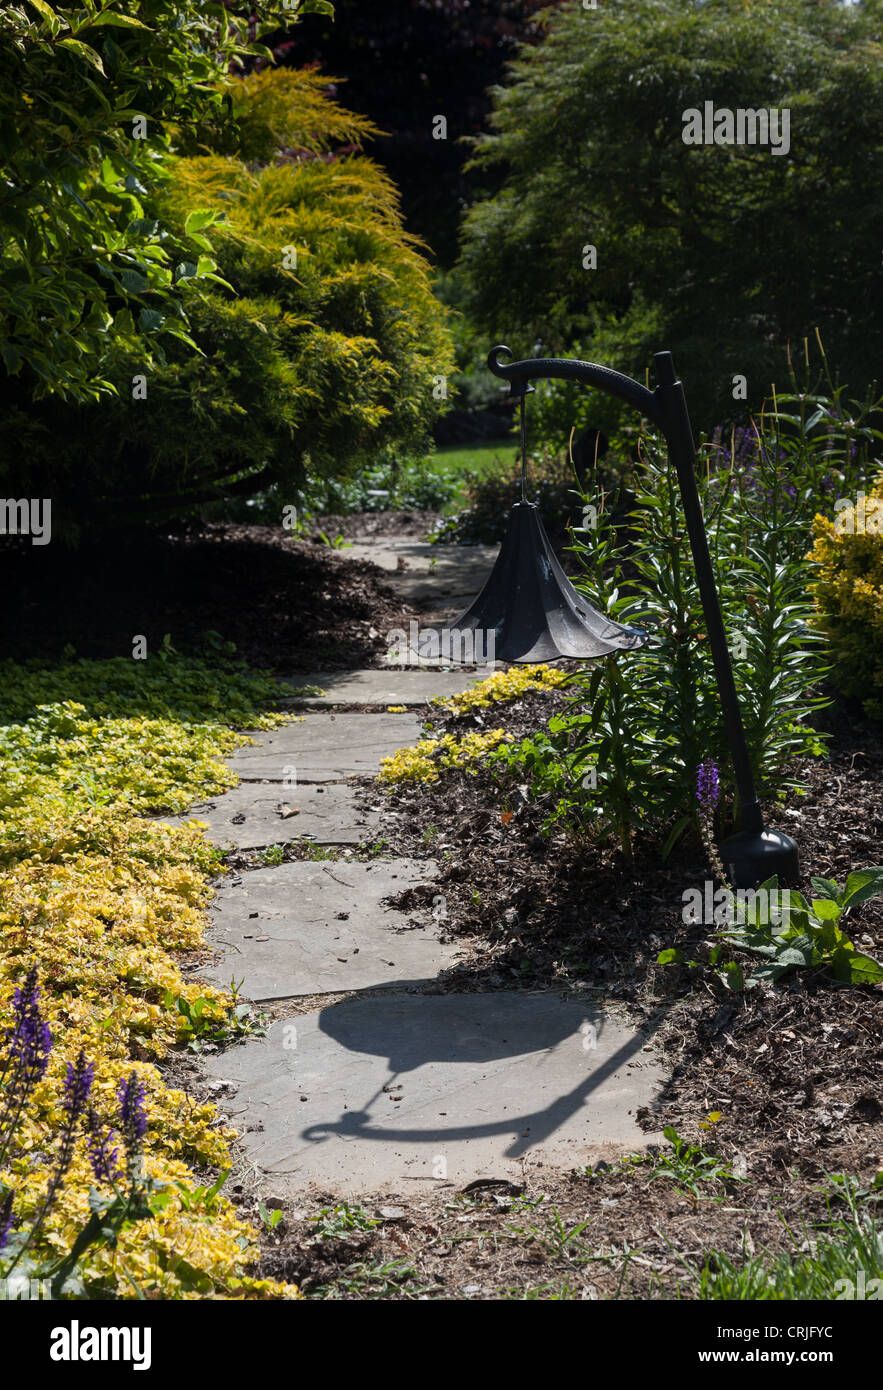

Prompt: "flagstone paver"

[200,859,455,1002]
[344,538,496,606]
[203,993,664,1192]
[164,781,382,850]
[227,712,421,782]
[281,667,500,707]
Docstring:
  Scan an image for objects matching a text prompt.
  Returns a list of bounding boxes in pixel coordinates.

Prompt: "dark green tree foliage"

[271,0,556,266]
[459,0,883,425]
[0,0,319,401]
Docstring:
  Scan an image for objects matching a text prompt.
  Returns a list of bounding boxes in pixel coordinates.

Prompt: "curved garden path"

[175,536,665,1196]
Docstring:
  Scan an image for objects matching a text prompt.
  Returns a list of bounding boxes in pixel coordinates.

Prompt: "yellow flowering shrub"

[432,663,568,716]
[0,655,299,1298]
[378,729,512,785]
[808,469,883,718]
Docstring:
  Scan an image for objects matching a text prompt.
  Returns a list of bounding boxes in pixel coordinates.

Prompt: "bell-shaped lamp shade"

[448,501,647,663]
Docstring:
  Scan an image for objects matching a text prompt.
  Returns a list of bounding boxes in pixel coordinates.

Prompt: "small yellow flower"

[433,663,568,716]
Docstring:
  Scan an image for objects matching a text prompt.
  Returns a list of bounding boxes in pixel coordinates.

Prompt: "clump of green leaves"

[632,1125,743,1199]
[163,991,264,1053]
[310,1202,380,1241]
[716,870,883,988]
[258,1203,285,1233]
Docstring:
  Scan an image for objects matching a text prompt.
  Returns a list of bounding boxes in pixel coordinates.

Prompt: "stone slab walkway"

[204,994,662,1192]
[168,781,381,850]
[183,534,665,1201]
[227,713,421,782]
[342,537,495,618]
[201,860,456,1002]
[343,537,496,596]
[281,668,499,707]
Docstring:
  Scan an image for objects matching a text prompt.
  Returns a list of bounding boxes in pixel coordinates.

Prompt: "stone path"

[172,781,382,851]
[204,995,661,1193]
[202,859,457,1002]
[186,534,664,1196]
[342,538,497,618]
[226,712,422,783]
[280,667,498,707]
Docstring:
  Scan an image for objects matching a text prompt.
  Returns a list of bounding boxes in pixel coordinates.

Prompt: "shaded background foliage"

[456,0,883,429]
[2,0,882,528]
[269,0,555,267]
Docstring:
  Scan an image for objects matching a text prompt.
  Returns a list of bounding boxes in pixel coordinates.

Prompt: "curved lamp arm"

[488,343,665,428]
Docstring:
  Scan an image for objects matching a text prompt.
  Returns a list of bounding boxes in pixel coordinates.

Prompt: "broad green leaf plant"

[716,870,883,989]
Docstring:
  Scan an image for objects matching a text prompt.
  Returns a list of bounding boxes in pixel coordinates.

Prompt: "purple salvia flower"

[696,760,720,813]
[4,967,52,1083]
[62,1052,94,1123]
[696,760,727,883]
[0,1188,13,1252]
[85,1109,120,1185]
[117,1072,147,1144]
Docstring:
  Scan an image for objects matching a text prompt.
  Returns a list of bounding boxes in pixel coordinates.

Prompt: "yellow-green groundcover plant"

[0,653,299,1298]
[378,665,568,784]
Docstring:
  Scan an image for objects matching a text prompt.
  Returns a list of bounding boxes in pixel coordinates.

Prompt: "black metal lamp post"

[454,344,799,890]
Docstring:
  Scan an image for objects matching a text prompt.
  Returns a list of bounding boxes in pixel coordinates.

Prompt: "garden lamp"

[451,371,647,664]
[451,344,799,890]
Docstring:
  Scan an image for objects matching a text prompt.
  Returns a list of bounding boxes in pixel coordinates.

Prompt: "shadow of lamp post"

[451,344,799,891]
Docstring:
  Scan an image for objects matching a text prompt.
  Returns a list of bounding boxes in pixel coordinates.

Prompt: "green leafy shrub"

[0,0,307,402]
[1,65,453,536]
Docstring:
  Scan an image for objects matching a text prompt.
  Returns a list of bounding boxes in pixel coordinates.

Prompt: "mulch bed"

[254,1169,842,1301]
[0,522,407,670]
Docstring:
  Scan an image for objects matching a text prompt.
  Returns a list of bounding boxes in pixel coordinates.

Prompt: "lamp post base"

[719,827,800,890]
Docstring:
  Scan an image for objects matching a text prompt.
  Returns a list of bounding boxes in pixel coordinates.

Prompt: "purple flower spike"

[62,1052,94,1123]
[696,760,720,813]
[0,1189,13,1252]
[117,1072,147,1144]
[85,1110,120,1185]
[5,967,52,1082]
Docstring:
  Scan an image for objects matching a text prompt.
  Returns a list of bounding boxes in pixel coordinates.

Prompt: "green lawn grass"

[433,439,516,479]
[430,439,516,512]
